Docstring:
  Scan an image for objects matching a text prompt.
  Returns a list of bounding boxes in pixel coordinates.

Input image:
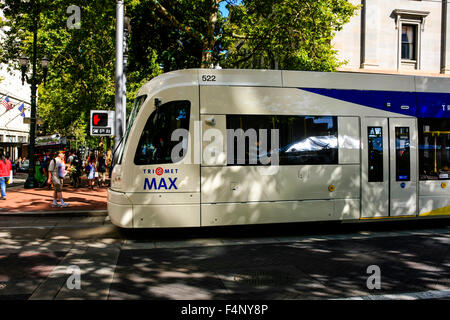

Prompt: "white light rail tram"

[108,69,450,228]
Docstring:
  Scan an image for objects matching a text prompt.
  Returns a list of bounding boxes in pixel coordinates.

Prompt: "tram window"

[419,118,450,180]
[368,127,383,182]
[134,101,190,165]
[226,115,338,165]
[118,95,147,164]
[395,127,410,181]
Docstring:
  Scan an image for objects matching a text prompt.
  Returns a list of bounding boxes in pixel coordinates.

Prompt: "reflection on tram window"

[419,118,450,180]
[119,95,147,164]
[368,127,383,182]
[134,101,190,165]
[226,115,338,165]
[395,127,410,181]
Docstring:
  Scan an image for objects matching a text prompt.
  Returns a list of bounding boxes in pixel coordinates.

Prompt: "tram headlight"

[111,171,122,189]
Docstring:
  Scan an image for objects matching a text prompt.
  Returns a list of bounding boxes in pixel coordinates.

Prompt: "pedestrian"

[87,154,97,190]
[71,152,82,188]
[106,148,113,180]
[47,151,69,207]
[67,150,75,165]
[97,151,107,187]
[40,156,50,188]
[15,157,22,173]
[0,150,12,200]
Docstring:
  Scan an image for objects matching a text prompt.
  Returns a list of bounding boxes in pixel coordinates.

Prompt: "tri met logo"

[143,167,178,190]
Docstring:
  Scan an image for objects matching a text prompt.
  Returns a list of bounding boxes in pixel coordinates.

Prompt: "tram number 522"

[202,75,216,82]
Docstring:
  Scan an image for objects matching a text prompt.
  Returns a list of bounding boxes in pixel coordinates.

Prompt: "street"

[0,215,448,300]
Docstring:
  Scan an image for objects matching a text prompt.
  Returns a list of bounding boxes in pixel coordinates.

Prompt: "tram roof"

[137,69,450,97]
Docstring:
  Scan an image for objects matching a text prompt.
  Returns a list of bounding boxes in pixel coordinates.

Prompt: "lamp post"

[114,1,131,163]
[20,5,49,189]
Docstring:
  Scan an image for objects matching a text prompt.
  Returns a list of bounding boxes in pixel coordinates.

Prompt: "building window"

[401,24,417,61]
[393,9,429,70]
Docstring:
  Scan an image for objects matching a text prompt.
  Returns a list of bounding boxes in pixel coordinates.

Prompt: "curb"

[0,209,107,217]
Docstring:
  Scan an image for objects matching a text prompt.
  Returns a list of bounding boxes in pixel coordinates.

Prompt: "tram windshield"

[419,118,450,180]
[118,95,147,164]
[134,100,191,165]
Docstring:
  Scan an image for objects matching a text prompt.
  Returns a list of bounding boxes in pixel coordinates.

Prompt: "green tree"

[223,0,359,71]
[0,0,160,147]
[0,0,358,148]
[127,0,231,70]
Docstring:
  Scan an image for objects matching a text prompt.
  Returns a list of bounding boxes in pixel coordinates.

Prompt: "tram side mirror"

[155,98,162,109]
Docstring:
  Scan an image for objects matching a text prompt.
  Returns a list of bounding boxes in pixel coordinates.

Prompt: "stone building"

[334,0,450,76]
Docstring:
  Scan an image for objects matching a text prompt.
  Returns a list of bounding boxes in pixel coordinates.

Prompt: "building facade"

[0,66,31,161]
[334,0,450,76]
[0,9,31,161]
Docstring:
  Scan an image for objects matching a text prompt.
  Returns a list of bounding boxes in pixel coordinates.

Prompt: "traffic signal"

[92,112,108,127]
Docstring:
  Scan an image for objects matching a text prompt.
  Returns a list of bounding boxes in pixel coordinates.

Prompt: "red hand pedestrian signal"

[91,113,108,127]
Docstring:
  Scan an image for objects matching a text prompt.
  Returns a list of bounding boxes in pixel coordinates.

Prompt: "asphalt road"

[0,216,448,300]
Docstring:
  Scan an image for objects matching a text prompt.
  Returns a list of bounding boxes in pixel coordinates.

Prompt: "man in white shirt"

[47,151,69,208]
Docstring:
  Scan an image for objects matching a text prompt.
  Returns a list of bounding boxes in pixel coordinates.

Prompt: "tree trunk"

[201,0,220,68]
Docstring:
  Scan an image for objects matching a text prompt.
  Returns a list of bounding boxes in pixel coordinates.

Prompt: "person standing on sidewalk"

[14,157,22,174]
[97,151,107,187]
[47,151,69,208]
[71,152,82,188]
[0,150,12,200]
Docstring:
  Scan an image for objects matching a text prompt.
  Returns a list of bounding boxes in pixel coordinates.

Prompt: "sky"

[219,1,230,18]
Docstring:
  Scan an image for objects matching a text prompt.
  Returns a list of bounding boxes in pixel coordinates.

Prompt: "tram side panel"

[199,86,361,227]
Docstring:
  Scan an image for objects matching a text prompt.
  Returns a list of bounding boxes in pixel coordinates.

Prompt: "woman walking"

[0,150,12,200]
[87,154,97,190]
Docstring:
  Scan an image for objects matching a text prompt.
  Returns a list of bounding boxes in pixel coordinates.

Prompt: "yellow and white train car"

[108,69,450,228]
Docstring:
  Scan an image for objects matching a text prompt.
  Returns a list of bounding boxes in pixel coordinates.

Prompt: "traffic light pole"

[114,0,126,163]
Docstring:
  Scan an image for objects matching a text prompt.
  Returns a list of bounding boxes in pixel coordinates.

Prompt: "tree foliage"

[0,0,358,144]
[0,0,160,147]
[127,0,229,71]
[223,0,359,71]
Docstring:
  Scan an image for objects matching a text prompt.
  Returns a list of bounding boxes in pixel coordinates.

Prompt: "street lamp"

[20,52,50,188]
[20,56,49,85]
[19,55,29,85]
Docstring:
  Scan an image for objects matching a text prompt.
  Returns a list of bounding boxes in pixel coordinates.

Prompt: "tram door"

[362,118,417,218]
[389,118,417,217]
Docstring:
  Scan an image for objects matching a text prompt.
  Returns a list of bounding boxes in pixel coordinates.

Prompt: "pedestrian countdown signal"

[90,110,115,136]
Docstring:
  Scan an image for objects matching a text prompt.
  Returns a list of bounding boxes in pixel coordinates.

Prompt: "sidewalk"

[0,178,107,215]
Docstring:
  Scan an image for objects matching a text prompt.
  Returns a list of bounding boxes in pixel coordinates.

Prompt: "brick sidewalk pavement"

[0,184,107,213]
